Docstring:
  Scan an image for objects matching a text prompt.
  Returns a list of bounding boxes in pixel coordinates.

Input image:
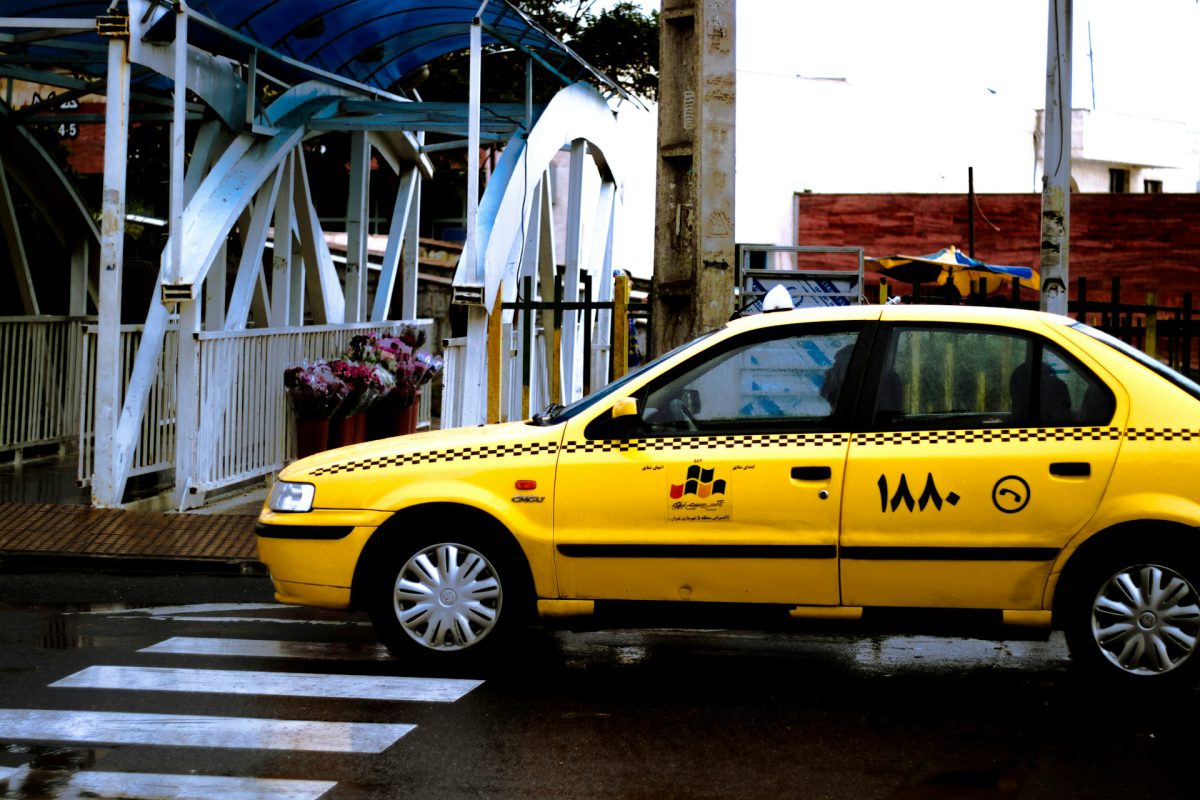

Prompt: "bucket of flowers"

[365,328,445,438]
[327,355,393,448]
[283,360,349,457]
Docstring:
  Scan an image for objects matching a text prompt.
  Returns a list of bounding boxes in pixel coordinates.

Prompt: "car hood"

[279,420,563,481]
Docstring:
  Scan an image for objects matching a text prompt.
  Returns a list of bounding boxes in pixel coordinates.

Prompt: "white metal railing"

[77,324,179,486]
[186,319,434,501]
[0,316,88,457]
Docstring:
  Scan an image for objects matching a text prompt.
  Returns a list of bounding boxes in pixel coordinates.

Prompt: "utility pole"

[651,0,736,355]
[1039,0,1072,315]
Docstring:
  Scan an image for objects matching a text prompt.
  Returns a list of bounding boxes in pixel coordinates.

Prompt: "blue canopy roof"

[180,0,614,95]
[1,1,622,99]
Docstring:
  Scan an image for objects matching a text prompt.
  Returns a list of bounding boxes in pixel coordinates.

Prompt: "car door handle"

[791,466,832,481]
[1050,462,1091,477]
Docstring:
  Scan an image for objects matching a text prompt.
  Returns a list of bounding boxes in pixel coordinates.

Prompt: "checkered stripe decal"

[307,427,1198,475]
[309,441,560,475]
[853,427,1200,446]
[560,433,847,453]
[1125,428,1200,441]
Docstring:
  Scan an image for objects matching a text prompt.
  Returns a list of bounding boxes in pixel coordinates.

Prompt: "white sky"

[602,1,1200,271]
[600,0,1200,126]
[740,0,1200,126]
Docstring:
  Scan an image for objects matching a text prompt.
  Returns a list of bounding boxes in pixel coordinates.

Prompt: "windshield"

[530,331,718,425]
[1072,321,1200,403]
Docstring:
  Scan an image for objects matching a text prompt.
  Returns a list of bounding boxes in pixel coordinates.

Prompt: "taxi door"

[553,322,867,606]
[840,319,1126,610]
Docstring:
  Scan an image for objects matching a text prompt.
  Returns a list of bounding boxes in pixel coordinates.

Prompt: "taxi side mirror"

[612,397,639,420]
[607,397,641,439]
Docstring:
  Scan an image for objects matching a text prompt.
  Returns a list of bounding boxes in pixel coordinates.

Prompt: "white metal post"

[174,299,201,508]
[344,131,370,322]
[93,33,131,507]
[562,140,587,403]
[372,166,417,321]
[168,5,187,285]
[271,152,294,327]
[456,12,489,425]
[1040,0,1072,315]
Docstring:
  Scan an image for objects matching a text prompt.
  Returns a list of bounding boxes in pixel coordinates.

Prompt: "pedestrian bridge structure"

[0,1,643,508]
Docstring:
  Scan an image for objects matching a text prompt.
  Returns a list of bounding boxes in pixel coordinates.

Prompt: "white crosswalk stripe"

[0,709,412,753]
[2,766,336,800]
[140,635,391,660]
[1,630,482,797]
[53,664,483,703]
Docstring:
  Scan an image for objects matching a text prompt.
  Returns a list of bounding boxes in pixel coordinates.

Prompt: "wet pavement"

[1,571,1198,799]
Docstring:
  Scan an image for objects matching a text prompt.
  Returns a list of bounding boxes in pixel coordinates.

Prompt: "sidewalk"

[0,500,264,575]
[0,454,269,574]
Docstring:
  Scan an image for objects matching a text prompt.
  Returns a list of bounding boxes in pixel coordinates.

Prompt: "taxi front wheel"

[368,535,526,661]
[1064,552,1200,682]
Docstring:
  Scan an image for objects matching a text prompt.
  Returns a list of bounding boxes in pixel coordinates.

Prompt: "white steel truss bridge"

[0,0,646,508]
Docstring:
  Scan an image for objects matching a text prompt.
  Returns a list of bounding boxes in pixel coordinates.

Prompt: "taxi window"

[872,326,1113,429]
[1039,343,1115,425]
[639,329,859,435]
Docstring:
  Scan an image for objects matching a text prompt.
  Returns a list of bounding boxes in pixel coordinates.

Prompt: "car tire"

[1063,547,1200,683]
[368,533,529,663]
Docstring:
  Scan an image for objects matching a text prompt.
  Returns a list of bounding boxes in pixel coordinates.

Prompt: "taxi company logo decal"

[878,473,960,512]
[669,466,730,522]
[670,465,726,499]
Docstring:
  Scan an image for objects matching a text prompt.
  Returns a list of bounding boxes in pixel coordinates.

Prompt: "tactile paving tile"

[0,502,258,560]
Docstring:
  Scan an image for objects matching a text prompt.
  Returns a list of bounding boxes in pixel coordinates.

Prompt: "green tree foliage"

[417,1,658,103]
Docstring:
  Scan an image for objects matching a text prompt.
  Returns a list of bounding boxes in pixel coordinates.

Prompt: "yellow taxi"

[258,303,1200,682]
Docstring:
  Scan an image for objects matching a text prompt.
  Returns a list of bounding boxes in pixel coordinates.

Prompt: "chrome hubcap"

[393,543,502,651]
[1091,564,1200,675]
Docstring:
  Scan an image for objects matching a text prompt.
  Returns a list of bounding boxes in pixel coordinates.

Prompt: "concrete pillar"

[1039,0,1072,315]
[651,0,736,355]
[92,31,131,507]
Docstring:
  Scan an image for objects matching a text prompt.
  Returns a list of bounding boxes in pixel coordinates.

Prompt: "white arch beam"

[292,149,344,324]
[162,89,343,301]
[452,83,627,425]
[225,165,284,330]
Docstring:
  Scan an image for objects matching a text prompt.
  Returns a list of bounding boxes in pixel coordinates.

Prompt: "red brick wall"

[795,194,1200,308]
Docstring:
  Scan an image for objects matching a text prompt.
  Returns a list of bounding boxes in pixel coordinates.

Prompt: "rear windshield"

[1072,321,1200,403]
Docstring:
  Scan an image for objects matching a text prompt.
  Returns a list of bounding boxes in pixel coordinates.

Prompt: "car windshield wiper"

[532,403,565,425]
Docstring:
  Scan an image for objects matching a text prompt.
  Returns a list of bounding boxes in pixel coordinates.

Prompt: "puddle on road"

[0,603,130,650]
[39,615,93,650]
[0,745,101,798]
[853,634,1070,674]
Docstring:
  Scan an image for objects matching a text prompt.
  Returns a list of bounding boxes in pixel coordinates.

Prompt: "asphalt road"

[0,569,1196,799]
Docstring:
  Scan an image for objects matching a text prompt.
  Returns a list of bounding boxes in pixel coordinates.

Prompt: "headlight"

[268,480,315,513]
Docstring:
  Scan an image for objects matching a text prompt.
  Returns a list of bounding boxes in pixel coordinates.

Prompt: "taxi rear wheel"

[368,534,527,661]
[1064,551,1200,682]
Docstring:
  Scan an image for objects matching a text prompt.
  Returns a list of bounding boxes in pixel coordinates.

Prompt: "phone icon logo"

[992,476,1030,513]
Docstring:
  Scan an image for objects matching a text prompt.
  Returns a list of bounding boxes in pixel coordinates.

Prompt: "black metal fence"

[900,275,1197,378]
